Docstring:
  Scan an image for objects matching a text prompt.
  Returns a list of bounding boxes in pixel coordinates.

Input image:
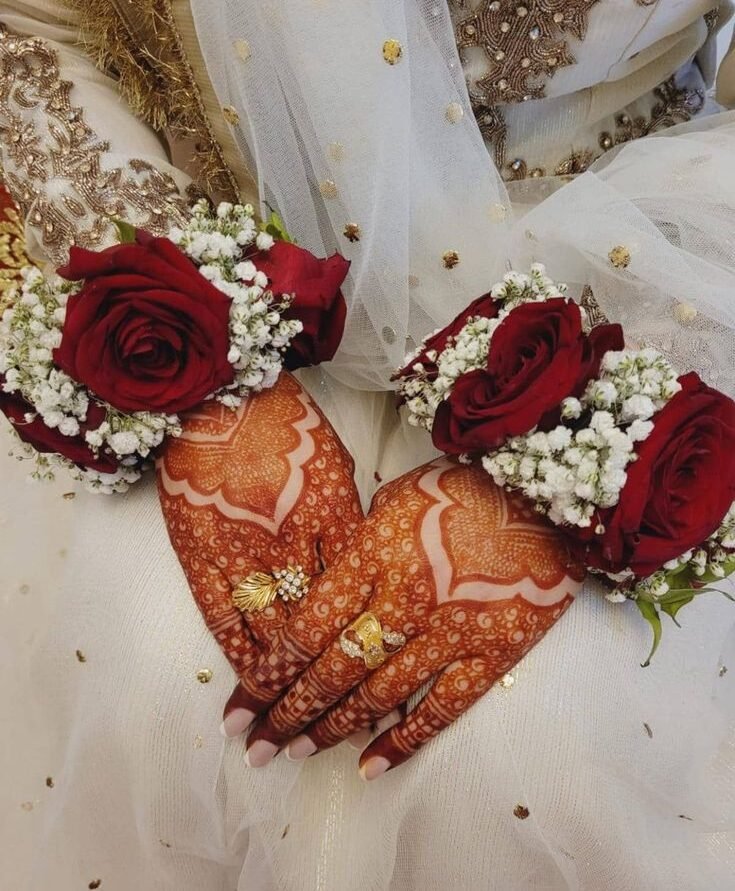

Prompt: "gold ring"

[339,611,406,670]
[232,565,311,613]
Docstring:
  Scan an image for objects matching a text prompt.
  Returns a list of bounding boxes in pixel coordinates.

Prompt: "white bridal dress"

[1,2,735,889]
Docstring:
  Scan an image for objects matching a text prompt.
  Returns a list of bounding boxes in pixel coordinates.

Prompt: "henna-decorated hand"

[156,372,363,728]
[225,457,585,776]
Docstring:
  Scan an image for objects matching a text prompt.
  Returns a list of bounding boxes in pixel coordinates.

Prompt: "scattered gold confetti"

[159,839,172,848]
[445,101,464,124]
[608,245,631,269]
[328,142,346,162]
[678,814,694,822]
[233,39,251,62]
[193,735,204,749]
[643,723,653,739]
[319,180,338,200]
[62,491,76,500]
[499,673,515,689]
[281,824,290,839]
[45,777,54,788]
[88,880,102,889]
[343,223,361,242]
[19,583,30,595]
[20,801,34,812]
[382,39,403,65]
[514,804,530,820]
[442,250,460,269]
[196,668,213,684]
[222,105,241,126]
[673,302,697,325]
[408,274,420,289]
[59,548,67,558]
[75,649,87,663]
[719,665,728,677]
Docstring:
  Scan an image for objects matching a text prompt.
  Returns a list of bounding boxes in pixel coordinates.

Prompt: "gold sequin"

[319,180,338,200]
[233,39,251,62]
[222,105,241,126]
[643,722,653,739]
[443,250,460,269]
[445,101,464,124]
[673,302,697,325]
[498,673,515,688]
[45,776,54,788]
[88,881,102,889]
[343,223,361,242]
[196,668,213,683]
[193,734,204,749]
[382,39,403,65]
[19,583,30,595]
[608,245,631,269]
[514,804,530,820]
[62,492,76,500]
[75,649,87,663]
[20,801,34,812]
[720,665,729,678]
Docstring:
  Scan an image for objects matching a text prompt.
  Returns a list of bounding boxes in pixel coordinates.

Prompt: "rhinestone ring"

[232,565,311,613]
[339,611,406,670]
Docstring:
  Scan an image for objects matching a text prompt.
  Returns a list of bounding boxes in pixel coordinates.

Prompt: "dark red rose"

[570,373,735,578]
[432,299,587,454]
[54,231,234,414]
[255,240,349,370]
[396,292,500,385]
[0,381,117,472]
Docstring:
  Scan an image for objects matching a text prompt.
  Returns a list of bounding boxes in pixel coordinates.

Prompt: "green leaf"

[261,211,294,244]
[660,591,695,627]
[636,599,662,668]
[113,219,137,244]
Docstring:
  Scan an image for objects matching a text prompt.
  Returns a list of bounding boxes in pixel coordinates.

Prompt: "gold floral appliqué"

[0,27,187,264]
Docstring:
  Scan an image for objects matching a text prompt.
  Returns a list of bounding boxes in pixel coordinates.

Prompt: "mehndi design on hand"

[225,457,585,775]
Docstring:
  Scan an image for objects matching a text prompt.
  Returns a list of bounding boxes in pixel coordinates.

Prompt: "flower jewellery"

[0,201,349,493]
[394,265,735,661]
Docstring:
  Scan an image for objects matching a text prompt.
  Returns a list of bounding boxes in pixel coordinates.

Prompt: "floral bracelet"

[0,201,349,493]
[393,265,735,662]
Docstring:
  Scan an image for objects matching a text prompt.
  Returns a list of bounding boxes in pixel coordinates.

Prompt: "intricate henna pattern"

[156,372,363,676]
[233,458,585,771]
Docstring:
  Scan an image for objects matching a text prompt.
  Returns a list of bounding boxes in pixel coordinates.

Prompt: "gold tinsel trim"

[64,0,238,199]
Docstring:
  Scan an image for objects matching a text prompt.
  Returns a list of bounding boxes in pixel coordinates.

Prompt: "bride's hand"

[156,371,363,688]
[226,457,585,775]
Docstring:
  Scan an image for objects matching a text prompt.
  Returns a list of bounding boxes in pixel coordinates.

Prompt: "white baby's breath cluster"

[0,201,302,493]
[484,348,682,529]
[169,199,302,405]
[397,264,566,430]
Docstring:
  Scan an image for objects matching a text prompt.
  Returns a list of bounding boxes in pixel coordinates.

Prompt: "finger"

[224,537,375,727]
[358,656,496,780]
[285,634,448,759]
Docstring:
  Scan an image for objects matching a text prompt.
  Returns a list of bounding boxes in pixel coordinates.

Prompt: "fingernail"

[285,735,317,761]
[359,756,391,781]
[376,710,400,735]
[346,728,371,751]
[245,739,279,768]
[220,708,255,738]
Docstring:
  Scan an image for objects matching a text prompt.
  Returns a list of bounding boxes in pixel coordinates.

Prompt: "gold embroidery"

[0,201,28,303]
[0,27,187,264]
[66,0,241,199]
[452,0,602,164]
[507,76,704,182]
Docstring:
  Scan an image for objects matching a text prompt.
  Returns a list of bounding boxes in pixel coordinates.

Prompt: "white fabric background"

[1,2,735,889]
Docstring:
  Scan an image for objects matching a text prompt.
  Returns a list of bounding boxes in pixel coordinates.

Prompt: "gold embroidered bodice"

[449,0,719,180]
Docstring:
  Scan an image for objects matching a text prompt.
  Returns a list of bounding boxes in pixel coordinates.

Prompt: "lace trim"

[451,0,602,165]
[504,76,705,181]
[0,26,187,265]
[0,192,27,305]
[65,0,241,200]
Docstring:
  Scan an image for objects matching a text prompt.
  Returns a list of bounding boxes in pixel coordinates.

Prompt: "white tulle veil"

[192,0,735,400]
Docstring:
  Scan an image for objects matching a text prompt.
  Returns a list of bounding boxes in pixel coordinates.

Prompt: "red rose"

[432,299,587,453]
[571,373,735,578]
[54,231,234,414]
[0,381,117,472]
[396,293,500,384]
[255,240,349,370]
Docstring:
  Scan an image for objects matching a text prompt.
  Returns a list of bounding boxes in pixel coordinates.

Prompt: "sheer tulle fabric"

[3,2,735,889]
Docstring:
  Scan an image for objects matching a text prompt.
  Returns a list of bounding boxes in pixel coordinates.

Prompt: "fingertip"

[285,734,318,761]
[220,708,255,738]
[346,727,372,751]
[245,739,279,768]
[358,756,391,782]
